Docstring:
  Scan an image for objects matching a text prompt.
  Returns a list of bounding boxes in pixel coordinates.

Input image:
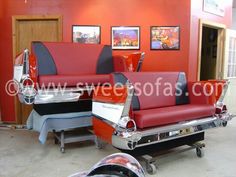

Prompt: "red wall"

[0,0,191,122]
[188,0,232,81]
[0,0,233,122]
[0,1,15,122]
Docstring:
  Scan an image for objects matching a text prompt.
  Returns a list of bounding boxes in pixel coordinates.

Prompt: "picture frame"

[72,25,101,44]
[203,0,225,17]
[150,26,180,50]
[111,26,140,50]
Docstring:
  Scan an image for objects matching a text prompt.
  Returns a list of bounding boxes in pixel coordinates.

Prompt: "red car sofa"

[111,72,215,129]
[31,42,115,87]
[15,42,131,115]
[92,72,233,152]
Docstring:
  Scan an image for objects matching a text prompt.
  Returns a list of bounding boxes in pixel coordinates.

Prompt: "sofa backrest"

[111,72,189,110]
[31,42,114,76]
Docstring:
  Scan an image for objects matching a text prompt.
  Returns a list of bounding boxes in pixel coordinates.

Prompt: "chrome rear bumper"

[112,114,235,150]
[17,86,93,104]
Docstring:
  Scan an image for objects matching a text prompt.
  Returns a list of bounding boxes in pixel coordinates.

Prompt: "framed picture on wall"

[203,0,225,17]
[150,26,180,50]
[111,26,140,50]
[72,25,101,44]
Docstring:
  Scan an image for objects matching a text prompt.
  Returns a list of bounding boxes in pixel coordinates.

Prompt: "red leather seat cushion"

[133,104,215,129]
[39,74,110,87]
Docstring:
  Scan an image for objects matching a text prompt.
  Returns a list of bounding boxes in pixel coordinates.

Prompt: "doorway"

[200,27,218,80]
[198,20,226,81]
[12,15,62,124]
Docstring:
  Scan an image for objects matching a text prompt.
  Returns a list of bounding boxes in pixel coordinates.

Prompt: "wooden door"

[12,15,62,124]
[197,19,226,81]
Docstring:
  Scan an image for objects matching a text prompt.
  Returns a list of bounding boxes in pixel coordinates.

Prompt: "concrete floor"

[0,117,235,177]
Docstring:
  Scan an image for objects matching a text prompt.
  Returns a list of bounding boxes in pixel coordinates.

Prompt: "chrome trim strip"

[136,131,205,148]
[139,117,217,137]
[92,101,125,106]
[34,92,81,104]
[121,81,134,117]
[217,80,229,103]
[18,86,94,104]
[37,87,94,93]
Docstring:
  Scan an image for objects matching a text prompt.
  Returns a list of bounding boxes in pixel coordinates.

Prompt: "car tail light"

[126,120,135,130]
[215,107,222,114]
[222,105,227,112]
[215,105,227,115]
[22,77,34,87]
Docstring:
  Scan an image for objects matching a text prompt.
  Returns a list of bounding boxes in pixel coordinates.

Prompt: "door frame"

[12,15,62,124]
[197,19,226,81]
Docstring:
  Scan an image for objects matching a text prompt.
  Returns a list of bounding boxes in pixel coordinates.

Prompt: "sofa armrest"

[113,55,129,72]
[188,81,210,105]
[188,80,227,105]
